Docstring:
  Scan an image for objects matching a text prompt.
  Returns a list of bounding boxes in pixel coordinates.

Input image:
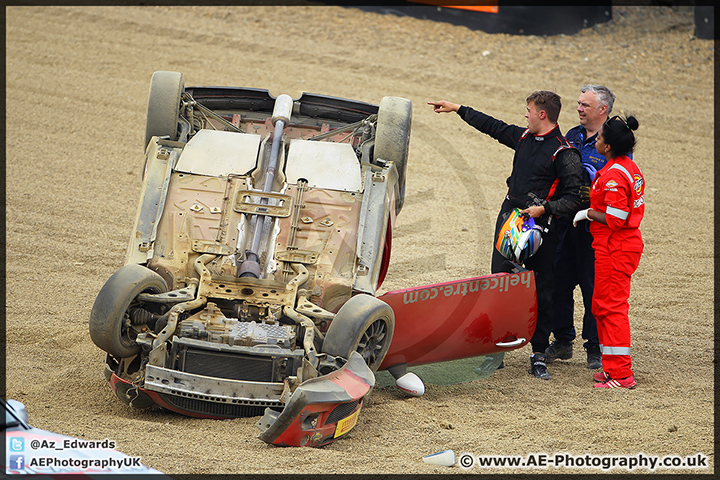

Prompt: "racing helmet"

[495,208,543,263]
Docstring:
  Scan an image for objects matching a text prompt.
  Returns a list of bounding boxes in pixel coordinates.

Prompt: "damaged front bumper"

[255,351,375,447]
[104,350,374,447]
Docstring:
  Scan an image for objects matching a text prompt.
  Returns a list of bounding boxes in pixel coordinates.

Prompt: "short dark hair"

[526,90,561,123]
[602,114,639,157]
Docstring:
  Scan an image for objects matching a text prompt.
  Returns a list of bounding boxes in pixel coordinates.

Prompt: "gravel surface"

[5,5,714,476]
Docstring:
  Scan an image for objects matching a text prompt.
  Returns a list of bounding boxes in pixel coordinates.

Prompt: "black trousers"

[492,198,558,353]
[551,215,599,346]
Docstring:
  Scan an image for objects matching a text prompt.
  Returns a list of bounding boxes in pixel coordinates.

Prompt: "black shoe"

[585,343,602,370]
[529,353,551,380]
[544,340,573,363]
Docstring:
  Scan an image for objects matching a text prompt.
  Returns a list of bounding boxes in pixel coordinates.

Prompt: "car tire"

[144,71,184,149]
[322,294,395,372]
[375,96,412,214]
[89,264,168,359]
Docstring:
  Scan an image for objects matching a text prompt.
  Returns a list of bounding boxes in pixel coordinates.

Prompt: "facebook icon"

[9,455,25,471]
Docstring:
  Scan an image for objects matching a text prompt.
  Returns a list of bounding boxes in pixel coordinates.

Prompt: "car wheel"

[375,96,411,214]
[144,71,184,149]
[322,294,395,372]
[89,264,168,359]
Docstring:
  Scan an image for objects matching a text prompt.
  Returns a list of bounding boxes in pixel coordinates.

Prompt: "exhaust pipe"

[238,94,293,278]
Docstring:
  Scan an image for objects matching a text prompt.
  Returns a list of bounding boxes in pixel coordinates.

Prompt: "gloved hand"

[584,163,598,182]
[573,208,593,227]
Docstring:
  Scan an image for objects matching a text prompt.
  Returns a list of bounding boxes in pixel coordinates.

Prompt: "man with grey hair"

[545,85,616,370]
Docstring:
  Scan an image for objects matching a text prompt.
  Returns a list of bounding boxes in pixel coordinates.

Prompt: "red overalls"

[589,155,645,379]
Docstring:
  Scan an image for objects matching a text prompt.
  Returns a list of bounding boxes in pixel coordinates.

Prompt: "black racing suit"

[457,106,583,353]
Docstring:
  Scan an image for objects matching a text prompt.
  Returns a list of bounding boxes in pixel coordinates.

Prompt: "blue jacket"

[564,125,608,185]
[565,125,633,185]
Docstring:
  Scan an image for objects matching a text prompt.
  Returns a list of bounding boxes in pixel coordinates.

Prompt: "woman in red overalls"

[573,115,644,389]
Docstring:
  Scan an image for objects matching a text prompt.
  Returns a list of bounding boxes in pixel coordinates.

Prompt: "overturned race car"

[90,72,536,447]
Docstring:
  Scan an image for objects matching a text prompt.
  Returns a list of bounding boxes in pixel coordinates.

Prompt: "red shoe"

[593,371,609,382]
[594,375,636,389]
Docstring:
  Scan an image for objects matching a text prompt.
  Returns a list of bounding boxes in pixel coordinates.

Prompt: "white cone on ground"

[395,372,425,396]
[423,449,455,467]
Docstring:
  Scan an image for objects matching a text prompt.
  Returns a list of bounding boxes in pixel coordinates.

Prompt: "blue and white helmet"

[496,208,543,263]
